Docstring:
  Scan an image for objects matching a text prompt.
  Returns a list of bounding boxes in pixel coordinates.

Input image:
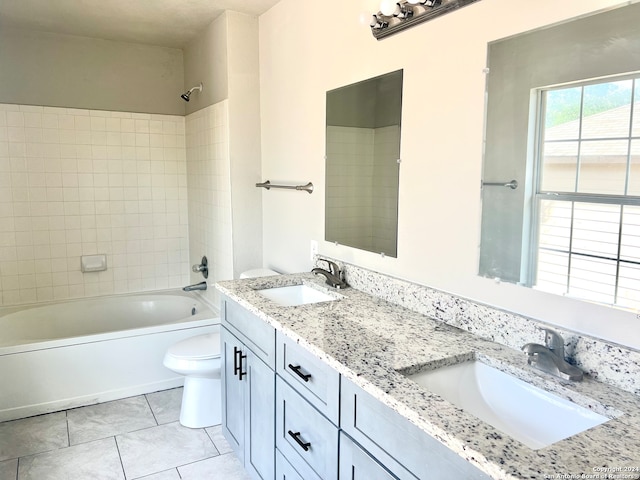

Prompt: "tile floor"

[0,388,251,480]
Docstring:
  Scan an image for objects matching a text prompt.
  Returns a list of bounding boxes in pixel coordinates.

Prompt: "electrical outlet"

[310,240,318,262]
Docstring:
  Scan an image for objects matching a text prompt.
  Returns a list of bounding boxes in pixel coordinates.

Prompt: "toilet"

[163,268,279,428]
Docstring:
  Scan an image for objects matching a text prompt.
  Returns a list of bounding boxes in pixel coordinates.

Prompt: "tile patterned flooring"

[0,388,251,480]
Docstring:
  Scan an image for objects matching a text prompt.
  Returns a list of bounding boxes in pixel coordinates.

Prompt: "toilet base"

[179,376,221,428]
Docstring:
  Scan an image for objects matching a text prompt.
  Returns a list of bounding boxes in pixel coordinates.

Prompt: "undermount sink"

[403,360,610,450]
[256,284,338,307]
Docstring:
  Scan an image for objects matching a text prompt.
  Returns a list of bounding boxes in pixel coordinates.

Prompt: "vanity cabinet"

[220,293,490,480]
[220,296,276,480]
[340,378,491,480]
[275,449,306,480]
[339,432,405,480]
[275,332,340,480]
[276,331,340,424]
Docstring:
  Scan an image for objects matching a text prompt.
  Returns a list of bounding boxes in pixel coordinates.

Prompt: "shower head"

[180,82,203,102]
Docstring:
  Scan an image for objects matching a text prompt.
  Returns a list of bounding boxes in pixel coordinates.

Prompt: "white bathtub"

[0,290,219,422]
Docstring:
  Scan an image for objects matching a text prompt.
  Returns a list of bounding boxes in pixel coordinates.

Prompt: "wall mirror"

[479,2,640,312]
[325,70,403,257]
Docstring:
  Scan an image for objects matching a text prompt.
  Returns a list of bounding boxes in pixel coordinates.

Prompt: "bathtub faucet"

[183,281,207,292]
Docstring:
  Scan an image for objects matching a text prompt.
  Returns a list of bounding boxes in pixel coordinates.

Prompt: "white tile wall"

[326,126,375,250]
[372,125,399,255]
[0,104,189,306]
[185,101,233,306]
[326,125,399,255]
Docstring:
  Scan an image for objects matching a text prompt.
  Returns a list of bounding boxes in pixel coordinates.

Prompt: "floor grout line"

[143,393,160,427]
[112,435,127,480]
[64,410,70,448]
[0,388,247,480]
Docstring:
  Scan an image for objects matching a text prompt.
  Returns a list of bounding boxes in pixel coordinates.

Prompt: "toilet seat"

[166,332,220,361]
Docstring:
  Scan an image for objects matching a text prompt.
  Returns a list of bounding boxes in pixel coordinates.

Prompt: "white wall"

[183,11,263,280]
[0,29,185,115]
[227,12,264,278]
[258,0,639,348]
[183,15,229,115]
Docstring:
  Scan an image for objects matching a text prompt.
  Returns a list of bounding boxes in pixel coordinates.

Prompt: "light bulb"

[379,0,397,16]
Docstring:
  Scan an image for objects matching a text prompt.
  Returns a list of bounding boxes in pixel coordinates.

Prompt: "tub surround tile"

[145,388,182,425]
[177,453,250,480]
[0,412,68,462]
[0,102,189,309]
[17,437,123,480]
[0,458,17,480]
[116,422,217,479]
[216,272,640,480]
[67,396,157,445]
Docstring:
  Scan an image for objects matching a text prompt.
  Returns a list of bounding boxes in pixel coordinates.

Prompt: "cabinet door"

[276,377,338,480]
[245,348,275,480]
[221,326,245,461]
[339,432,402,480]
[341,378,491,480]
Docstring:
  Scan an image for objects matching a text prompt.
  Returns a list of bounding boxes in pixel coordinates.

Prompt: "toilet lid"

[167,332,221,360]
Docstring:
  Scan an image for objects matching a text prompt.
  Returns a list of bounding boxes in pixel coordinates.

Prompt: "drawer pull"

[234,346,247,380]
[287,430,311,451]
[288,364,312,382]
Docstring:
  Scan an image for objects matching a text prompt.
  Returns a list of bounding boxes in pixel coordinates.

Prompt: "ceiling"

[0,0,282,48]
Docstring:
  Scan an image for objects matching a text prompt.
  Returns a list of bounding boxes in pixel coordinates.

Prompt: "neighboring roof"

[543,102,640,162]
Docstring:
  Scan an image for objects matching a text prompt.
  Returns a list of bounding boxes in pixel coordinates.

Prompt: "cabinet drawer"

[276,377,338,480]
[339,432,411,480]
[222,296,275,368]
[276,448,319,480]
[276,331,340,424]
[341,378,491,480]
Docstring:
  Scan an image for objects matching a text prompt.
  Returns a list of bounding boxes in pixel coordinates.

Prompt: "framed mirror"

[325,70,403,257]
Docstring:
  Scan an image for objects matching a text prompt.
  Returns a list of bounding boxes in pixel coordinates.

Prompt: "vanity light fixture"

[370,0,482,40]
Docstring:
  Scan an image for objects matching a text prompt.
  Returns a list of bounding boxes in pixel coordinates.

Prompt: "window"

[532,77,640,310]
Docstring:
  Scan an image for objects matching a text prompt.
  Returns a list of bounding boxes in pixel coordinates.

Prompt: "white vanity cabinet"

[275,331,340,480]
[220,296,276,480]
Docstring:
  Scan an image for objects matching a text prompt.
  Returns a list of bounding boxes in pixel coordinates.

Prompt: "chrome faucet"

[183,281,207,292]
[522,328,583,381]
[311,259,348,289]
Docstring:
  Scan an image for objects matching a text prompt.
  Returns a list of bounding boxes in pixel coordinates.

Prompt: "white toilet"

[163,268,279,428]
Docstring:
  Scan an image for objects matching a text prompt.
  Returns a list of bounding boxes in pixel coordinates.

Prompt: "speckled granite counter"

[216,273,640,480]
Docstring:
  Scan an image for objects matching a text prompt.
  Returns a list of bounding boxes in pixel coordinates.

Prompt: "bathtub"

[0,290,219,422]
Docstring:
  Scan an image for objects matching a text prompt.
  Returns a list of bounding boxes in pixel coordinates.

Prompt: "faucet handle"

[318,258,341,277]
[542,328,565,356]
[191,256,208,279]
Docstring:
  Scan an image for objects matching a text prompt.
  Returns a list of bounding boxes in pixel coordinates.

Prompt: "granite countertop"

[216,273,640,480]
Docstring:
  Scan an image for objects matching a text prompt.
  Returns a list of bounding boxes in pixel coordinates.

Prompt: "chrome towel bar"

[256,180,314,194]
[482,179,518,190]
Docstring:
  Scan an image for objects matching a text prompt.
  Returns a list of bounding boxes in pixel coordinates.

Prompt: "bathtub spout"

[183,281,207,292]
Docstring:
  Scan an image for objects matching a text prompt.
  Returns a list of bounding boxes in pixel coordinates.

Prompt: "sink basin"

[256,284,337,307]
[404,360,609,449]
